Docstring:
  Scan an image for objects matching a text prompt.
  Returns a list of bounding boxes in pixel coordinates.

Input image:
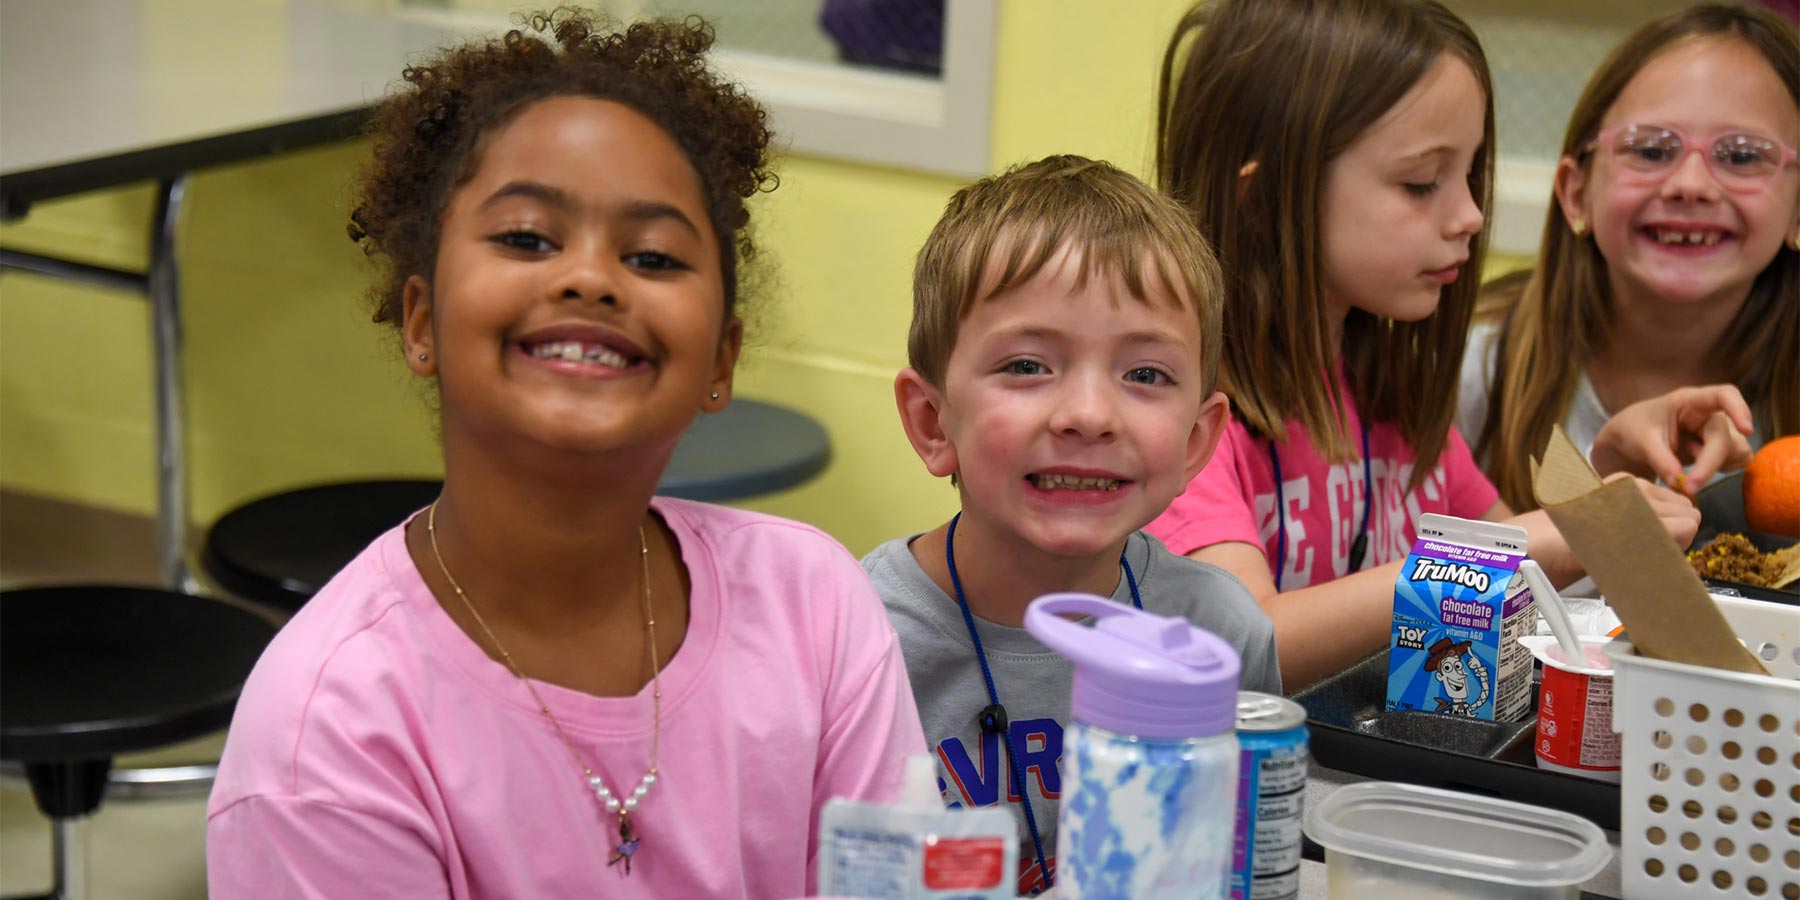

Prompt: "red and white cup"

[1518,635,1621,783]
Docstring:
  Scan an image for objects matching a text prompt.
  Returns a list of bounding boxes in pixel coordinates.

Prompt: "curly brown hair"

[348,9,778,329]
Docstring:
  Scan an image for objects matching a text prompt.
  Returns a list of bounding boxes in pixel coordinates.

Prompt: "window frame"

[392,0,999,177]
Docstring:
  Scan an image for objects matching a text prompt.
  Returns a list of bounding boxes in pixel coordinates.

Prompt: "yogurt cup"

[1517,635,1620,782]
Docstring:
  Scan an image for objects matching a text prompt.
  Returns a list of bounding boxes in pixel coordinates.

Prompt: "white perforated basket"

[1607,596,1800,900]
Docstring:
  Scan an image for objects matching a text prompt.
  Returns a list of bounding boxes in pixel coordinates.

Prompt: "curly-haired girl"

[206,12,925,897]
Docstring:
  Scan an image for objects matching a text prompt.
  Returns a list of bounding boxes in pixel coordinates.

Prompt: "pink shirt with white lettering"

[207,496,926,899]
[1148,398,1499,590]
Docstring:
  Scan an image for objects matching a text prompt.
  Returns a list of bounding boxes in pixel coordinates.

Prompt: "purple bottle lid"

[1025,592,1240,741]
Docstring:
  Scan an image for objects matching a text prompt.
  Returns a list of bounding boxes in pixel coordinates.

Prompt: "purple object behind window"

[820,0,945,76]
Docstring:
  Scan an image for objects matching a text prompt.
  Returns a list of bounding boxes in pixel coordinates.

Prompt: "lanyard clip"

[978,702,1009,735]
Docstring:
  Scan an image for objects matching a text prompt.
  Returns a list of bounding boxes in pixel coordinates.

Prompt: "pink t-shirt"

[1148,401,1499,590]
[207,497,926,899]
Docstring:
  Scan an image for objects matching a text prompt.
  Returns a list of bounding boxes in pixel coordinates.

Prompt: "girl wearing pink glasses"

[1460,3,1798,512]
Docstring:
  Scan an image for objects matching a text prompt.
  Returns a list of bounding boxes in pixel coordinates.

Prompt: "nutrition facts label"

[1579,678,1619,765]
[1496,599,1536,721]
[1242,745,1306,899]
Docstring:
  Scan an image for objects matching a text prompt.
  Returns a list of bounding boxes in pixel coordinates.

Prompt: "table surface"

[0,0,481,206]
[0,586,277,761]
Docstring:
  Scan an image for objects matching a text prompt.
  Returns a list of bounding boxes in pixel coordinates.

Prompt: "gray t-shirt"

[861,530,1279,892]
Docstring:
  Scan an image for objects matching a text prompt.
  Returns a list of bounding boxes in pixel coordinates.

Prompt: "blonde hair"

[1156,0,1494,487]
[910,155,1224,392]
[1474,4,1800,511]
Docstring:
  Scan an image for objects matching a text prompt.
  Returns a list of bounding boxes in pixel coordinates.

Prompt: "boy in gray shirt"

[862,155,1279,896]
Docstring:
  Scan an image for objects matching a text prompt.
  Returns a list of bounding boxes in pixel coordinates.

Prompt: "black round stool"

[201,479,441,613]
[1,586,276,900]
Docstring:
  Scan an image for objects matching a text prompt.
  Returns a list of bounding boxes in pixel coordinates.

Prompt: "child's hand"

[1512,474,1699,584]
[1609,472,1701,551]
[1589,385,1754,497]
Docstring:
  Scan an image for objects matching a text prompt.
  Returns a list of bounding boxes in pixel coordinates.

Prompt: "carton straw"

[1530,426,1766,675]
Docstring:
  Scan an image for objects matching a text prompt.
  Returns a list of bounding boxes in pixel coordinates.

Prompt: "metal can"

[1229,692,1309,900]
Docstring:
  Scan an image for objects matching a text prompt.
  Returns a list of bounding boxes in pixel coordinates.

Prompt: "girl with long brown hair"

[1147,0,1701,689]
[1462,3,1799,511]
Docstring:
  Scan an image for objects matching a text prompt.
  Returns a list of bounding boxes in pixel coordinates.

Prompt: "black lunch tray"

[1291,650,1622,831]
[1694,472,1798,606]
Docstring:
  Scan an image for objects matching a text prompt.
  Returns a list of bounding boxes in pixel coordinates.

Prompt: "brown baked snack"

[1687,533,1799,588]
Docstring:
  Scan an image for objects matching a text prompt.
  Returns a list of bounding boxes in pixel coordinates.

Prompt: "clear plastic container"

[1303,782,1610,899]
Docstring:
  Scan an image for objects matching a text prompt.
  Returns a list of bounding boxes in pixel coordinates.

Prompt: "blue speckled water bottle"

[1025,593,1241,899]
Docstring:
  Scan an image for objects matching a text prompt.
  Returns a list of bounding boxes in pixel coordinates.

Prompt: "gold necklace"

[426,501,661,876]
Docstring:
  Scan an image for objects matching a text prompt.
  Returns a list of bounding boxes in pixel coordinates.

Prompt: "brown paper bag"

[1531,426,1766,675]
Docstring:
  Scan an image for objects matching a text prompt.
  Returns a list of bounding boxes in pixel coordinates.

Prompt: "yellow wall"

[37,1,1569,557]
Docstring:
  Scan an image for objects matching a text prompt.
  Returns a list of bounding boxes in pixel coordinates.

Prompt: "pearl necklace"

[426,502,662,875]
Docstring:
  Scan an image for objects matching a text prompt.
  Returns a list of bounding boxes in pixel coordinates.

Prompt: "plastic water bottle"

[1024,592,1241,899]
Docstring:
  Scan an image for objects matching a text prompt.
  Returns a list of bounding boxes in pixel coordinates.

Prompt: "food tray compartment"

[1693,472,1798,605]
[1293,650,1620,830]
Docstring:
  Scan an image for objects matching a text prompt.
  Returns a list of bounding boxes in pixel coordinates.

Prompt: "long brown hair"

[1475,4,1800,511]
[1156,0,1494,488]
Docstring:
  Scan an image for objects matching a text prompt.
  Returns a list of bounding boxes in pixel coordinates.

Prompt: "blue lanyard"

[1269,420,1372,591]
[943,512,1141,893]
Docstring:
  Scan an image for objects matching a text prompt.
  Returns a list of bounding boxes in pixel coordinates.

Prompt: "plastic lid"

[1303,782,1612,887]
[1023,592,1240,740]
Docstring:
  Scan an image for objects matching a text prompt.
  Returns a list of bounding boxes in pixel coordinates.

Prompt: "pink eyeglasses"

[1590,124,1800,192]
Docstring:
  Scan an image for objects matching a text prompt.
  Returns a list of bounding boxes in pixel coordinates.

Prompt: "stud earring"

[1570,217,1587,237]
[418,353,429,361]
[710,391,720,400]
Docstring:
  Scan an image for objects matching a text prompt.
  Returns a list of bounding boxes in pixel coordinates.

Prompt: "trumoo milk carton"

[1386,514,1536,721]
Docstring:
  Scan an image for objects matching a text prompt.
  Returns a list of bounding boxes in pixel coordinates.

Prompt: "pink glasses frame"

[1589,124,1800,187]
